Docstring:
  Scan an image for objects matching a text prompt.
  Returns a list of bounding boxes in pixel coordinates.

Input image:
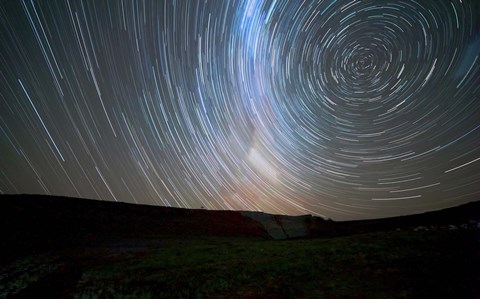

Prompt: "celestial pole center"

[0,0,479,220]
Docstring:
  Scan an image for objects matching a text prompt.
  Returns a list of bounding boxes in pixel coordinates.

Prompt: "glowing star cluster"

[0,0,479,220]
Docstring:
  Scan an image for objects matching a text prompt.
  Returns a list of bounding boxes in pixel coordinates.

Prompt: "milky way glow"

[1,0,479,220]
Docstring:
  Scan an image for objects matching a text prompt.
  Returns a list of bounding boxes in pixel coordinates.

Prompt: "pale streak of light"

[445,157,480,173]
[372,195,422,201]
[18,79,65,162]
[390,183,440,193]
[95,166,118,202]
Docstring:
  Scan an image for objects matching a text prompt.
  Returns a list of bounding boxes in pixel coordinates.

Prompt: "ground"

[1,229,479,298]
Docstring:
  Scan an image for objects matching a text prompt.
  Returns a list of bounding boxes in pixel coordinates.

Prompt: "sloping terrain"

[2,194,479,247]
[0,194,479,298]
[0,194,269,257]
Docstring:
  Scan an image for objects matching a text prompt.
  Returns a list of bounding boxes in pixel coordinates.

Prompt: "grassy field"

[2,229,479,298]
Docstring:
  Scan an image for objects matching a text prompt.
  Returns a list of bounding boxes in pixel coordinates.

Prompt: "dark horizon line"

[2,192,479,223]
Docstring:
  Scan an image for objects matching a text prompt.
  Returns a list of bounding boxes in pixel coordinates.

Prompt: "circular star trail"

[0,0,479,220]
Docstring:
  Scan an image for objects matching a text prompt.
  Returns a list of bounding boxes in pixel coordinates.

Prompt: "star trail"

[0,0,479,220]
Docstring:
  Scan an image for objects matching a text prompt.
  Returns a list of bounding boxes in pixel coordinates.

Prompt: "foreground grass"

[3,230,479,298]
[72,230,479,298]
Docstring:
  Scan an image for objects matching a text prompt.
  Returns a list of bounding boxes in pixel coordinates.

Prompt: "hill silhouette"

[0,194,269,256]
[1,194,479,253]
[0,194,479,298]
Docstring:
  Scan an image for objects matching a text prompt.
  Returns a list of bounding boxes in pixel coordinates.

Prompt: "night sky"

[0,0,479,220]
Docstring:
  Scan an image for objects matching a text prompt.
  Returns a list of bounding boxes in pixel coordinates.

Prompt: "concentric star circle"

[0,0,479,220]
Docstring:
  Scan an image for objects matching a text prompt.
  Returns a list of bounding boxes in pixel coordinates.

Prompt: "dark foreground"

[0,230,478,298]
[1,195,479,298]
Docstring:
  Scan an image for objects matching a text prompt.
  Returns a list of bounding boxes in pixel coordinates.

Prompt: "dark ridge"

[332,200,480,235]
[241,200,480,239]
[1,194,478,298]
[1,194,479,253]
[0,194,269,257]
